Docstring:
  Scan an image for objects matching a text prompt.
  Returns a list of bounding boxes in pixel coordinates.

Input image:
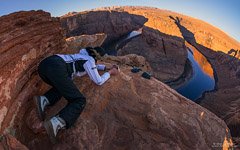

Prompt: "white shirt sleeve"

[83,60,110,85]
[96,64,106,71]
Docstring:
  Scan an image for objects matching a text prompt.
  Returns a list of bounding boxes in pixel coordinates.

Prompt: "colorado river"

[106,31,215,101]
[176,43,215,101]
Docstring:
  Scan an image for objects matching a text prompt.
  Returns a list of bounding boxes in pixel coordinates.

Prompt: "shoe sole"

[33,96,45,121]
[44,121,57,144]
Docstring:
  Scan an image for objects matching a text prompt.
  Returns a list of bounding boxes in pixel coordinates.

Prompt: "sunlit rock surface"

[106,6,240,53]
[0,10,66,134]
[25,61,231,150]
[0,8,238,149]
[66,33,107,53]
[60,10,148,45]
[117,26,187,83]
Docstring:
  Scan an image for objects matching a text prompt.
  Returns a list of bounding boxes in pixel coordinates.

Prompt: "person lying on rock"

[34,47,119,142]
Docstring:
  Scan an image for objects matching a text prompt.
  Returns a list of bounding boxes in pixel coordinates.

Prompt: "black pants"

[38,55,86,128]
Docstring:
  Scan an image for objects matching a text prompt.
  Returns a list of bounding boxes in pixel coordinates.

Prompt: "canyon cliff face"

[60,6,240,86]
[0,10,234,149]
[105,6,240,53]
[66,33,107,53]
[60,8,189,84]
[164,10,240,143]
[117,26,188,83]
[24,58,231,150]
[81,5,240,128]
[60,10,148,45]
[195,44,240,141]
[60,6,240,145]
[0,10,66,134]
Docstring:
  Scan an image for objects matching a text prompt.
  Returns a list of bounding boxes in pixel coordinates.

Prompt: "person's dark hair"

[86,46,106,61]
[93,47,106,56]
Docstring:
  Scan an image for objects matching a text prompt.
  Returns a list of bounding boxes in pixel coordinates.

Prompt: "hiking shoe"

[44,116,66,144]
[34,96,49,121]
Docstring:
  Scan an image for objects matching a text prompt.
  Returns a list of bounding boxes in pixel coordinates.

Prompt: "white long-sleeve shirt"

[56,49,110,85]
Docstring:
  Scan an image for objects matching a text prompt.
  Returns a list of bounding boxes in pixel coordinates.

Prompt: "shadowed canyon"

[0,6,239,149]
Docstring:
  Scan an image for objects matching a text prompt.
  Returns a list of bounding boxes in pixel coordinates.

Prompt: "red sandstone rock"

[0,8,238,150]
[103,54,152,72]
[195,44,240,142]
[118,26,187,83]
[23,63,232,150]
[106,6,240,53]
[60,10,148,45]
[61,6,240,83]
[0,10,66,134]
[0,134,28,150]
[66,33,107,53]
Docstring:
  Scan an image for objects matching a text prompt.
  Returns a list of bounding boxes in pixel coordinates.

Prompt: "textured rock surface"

[118,26,188,83]
[198,46,240,140]
[23,61,232,150]
[66,33,107,53]
[104,6,240,53]
[61,6,240,85]
[60,10,148,45]
[164,14,240,145]
[0,10,66,134]
[103,54,152,72]
[0,7,238,150]
[0,134,28,150]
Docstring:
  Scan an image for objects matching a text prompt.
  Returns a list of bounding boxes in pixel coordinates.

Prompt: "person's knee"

[64,94,86,108]
[75,96,86,110]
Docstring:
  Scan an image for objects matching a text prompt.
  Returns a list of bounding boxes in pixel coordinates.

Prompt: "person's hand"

[105,65,112,70]
[109,68,119,75]
[112,65,119,70]
[105,64,119,71]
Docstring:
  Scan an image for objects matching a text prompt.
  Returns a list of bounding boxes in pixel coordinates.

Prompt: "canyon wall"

[24,58,232,150]
[105,6,240,53]
[0,8,237,149]
[60,10,148,45]
[117,26,188,83]
[0,10,66,133]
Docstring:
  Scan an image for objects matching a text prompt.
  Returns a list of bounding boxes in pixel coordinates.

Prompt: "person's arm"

[83,60,110,85]
[97,64,120,71]
[96,64,106,71]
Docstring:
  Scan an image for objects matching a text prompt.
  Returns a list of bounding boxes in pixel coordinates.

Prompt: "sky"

[0,0,239,42]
